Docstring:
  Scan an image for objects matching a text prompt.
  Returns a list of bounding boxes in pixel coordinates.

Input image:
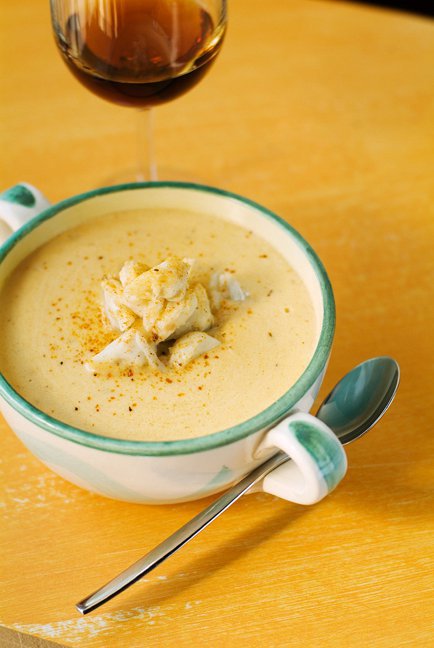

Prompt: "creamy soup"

[0,209,316,441]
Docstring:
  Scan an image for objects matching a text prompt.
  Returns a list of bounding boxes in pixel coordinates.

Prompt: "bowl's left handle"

[0,183,51,244]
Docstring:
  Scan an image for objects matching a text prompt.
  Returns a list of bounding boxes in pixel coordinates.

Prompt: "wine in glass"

[50,0,227,181]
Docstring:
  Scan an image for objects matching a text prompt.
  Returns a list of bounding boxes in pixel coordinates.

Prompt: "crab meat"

[209,272,248,310]
[119,260,149,288]
[87,325,162,371]
[123,256,193,316]
[101,277,136,332]
[169,331,220,368]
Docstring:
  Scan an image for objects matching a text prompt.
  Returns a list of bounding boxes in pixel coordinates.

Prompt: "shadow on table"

[110,502,310,612]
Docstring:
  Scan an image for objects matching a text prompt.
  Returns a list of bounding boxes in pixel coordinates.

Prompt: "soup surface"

[0,208,316,441]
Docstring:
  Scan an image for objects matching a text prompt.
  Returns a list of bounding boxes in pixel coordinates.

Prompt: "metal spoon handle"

[76,450,288,615]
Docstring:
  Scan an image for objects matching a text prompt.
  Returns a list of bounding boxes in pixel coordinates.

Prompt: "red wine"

[54,0,225,108]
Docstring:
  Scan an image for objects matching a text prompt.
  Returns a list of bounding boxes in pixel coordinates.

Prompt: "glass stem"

[136,108,158,182]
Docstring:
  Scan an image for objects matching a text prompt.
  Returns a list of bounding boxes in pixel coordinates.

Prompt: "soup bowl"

[0,182,345,504]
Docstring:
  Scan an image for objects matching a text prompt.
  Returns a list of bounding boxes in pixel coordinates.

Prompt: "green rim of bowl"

[0,182,335,456]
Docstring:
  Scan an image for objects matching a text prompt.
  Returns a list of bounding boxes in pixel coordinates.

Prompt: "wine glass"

[50,0,227,182]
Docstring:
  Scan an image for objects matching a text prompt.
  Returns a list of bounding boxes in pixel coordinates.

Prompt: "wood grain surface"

[1,1,433,646]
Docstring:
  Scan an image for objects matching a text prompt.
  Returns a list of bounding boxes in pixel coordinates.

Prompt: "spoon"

[76,356,399,615]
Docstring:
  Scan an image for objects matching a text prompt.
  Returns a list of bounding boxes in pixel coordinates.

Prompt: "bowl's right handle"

[256,412,348,505]
[0,183,51,244]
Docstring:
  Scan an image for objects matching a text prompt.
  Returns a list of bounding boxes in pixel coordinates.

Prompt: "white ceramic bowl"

[0,182,346,504]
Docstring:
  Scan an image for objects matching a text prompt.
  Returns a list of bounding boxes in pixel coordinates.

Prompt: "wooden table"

[1,1,433,646]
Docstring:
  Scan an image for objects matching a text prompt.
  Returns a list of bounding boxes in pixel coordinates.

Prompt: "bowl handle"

[0,183,51,244]
[256,412,347,505]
